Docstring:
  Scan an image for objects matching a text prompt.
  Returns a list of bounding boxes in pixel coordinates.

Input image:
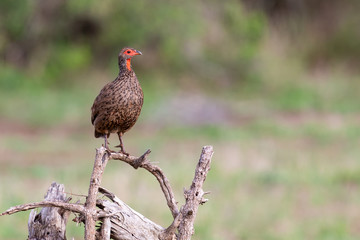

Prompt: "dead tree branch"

[178,146,213,240]
[84,147,110,240]
[1,146,214,240]
[97,187,165,240]
[110,150,179,218]
[1,201,84,217]
[28,182,70,240]
[1,147,111,240]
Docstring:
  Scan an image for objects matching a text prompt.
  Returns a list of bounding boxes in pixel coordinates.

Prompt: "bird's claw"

[102,144,116,154]
[114,144,129,156]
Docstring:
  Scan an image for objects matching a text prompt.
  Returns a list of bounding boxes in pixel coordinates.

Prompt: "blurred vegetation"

[0,0,266,90]
[1,0,360,239]
[243,0,360,68]
[1,0,359,91]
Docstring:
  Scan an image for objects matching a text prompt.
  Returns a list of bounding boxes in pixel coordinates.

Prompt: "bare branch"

[100,217,111,240]
[1,145,214,240]
[110,149,151,169]
[111,150,179,218]
[1,201,84,217]
[84,147,110,240]
[178,146,213,240]
[160,210,183,240]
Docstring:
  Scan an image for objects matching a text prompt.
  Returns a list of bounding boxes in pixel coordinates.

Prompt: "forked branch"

[1,146,214,240]
[110,150,179,218]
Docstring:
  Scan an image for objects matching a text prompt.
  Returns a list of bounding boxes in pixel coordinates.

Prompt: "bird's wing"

[91,85,108,125]
[91,98,99,125]
[91,81,116,125]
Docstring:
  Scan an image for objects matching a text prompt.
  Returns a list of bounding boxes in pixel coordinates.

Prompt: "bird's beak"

[135,50,142,55]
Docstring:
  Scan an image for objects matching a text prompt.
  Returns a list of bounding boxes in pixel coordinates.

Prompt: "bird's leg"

[104,134,115,154]
[104,134,108,148]
[115,132,129,156]
[103,134,112,152]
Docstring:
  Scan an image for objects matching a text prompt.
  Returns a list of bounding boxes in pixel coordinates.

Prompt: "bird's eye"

[126,50,131,54]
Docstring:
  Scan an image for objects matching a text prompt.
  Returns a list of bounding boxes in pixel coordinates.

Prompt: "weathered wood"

[178,146,213,240]
[101,146,214,240]
[1,146,214,240]
[111,150,179,218]
[100,217,111,240]
[97,187,164,240]
[1,201,84,217]
[84,147,109,240]
[27,182,70,240]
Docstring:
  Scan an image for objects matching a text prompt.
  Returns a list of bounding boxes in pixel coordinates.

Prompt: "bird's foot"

[102,144,116,154]
[114,144,129,156]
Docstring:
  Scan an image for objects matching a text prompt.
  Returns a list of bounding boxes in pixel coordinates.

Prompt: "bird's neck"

[118,58,133,72]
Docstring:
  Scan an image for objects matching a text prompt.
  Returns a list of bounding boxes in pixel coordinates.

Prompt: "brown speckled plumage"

[91,47,143,153]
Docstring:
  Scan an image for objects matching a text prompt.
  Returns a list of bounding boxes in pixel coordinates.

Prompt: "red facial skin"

[123,49,142,71]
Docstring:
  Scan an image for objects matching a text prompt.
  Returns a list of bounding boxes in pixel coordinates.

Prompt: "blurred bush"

[0,0,265,90]
[242,0,360,69]
[0,0,359,91]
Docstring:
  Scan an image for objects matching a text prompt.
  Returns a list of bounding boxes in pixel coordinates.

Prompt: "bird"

[91,47,143,155]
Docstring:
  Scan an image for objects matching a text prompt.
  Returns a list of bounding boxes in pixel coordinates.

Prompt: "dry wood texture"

[178,146,213,239]
[84,147,109,240]
[27,182,70,240]
[1,146,214,240]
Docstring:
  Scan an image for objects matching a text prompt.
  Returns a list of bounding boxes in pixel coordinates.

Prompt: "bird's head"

[118,47,142,71]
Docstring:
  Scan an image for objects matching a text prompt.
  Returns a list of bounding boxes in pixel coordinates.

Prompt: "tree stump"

[27,182,70,240]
